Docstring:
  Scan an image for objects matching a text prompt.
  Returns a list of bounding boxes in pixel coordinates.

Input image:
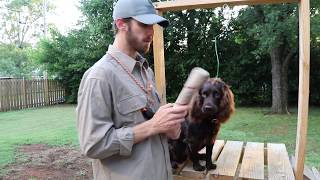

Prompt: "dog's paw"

[193,163,205,171]
[206,163,217,170]
[171,161,179,169]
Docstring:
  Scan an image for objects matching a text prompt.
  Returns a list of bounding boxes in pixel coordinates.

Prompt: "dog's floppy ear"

[217,84,235,123]
[198,86,203,95]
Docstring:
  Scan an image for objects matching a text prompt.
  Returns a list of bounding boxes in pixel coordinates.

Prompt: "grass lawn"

[0,105,78,168]
[218,107,320,169]
[0,105,319,170]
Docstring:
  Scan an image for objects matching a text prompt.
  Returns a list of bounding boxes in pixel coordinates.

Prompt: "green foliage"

[33,0,115,103]
[0,43,36,78]
[162,7,274,105]
[32,0,320,106]
[163,9,224,101]
[0,0,53,47]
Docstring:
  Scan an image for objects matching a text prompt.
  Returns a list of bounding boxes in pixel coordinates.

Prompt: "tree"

[233,4,298,114]
[0,43,35,78]
[34,0,115,103]
[33,0,320,106]
[0,0,53,48]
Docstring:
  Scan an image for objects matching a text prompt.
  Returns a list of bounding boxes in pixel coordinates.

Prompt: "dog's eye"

[214,93,221,99]
[201,93,207,98]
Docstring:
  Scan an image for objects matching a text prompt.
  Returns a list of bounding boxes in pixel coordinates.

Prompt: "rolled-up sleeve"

[76,75,134,159]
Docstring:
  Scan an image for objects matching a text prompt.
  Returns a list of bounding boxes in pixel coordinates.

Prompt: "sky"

[0,0,244,44]
[48,0,83,34]
[0,0,83,44]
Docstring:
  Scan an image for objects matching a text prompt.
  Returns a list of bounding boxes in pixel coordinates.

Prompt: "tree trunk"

[281,62,289,114]
[281,50,295,114]
[270,44,295,114]
[270,47,285,113]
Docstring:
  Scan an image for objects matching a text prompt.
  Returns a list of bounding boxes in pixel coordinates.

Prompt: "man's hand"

[133,103,188,144]
[165,123,181,139]
[149,103,188,136]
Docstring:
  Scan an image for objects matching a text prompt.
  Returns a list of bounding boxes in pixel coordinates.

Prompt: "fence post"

[0,80,2,111]
[44,77,49,106]
[22,77,27,108]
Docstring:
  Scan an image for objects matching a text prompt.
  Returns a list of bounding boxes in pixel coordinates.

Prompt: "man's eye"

[138,22,151,28]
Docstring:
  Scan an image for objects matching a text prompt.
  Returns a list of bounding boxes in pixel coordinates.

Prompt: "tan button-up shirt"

[76,45,173,180]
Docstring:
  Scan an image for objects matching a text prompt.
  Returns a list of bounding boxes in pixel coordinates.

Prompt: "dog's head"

[190,78,235,123]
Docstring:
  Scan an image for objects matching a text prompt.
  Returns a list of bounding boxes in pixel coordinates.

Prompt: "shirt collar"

[107,45,149,73]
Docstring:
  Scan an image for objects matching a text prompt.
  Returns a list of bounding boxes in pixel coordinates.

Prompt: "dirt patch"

[1,144,93,180]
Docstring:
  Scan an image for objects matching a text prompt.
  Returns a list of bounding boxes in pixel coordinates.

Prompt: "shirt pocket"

[116,94,147,125]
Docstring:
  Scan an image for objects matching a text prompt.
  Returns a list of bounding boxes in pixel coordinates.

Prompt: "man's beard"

[126,26,151,55]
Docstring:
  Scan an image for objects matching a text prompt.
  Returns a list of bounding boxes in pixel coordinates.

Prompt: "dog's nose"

[203,105,214,112]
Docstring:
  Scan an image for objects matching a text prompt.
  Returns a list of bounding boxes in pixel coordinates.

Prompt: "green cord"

[214,35,220,78]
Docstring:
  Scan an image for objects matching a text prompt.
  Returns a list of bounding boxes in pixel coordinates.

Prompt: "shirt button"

[125,133,131,138]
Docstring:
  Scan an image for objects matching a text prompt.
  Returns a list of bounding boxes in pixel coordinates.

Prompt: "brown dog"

[169,78,235,171]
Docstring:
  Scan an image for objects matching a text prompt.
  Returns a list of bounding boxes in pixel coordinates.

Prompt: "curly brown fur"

[169,78,235,171]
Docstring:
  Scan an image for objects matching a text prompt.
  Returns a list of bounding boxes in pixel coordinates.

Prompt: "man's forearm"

[165,128,181,140]
[132,120,156,144]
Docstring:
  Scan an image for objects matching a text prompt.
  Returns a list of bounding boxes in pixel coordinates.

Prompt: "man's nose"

[147,25,154,36]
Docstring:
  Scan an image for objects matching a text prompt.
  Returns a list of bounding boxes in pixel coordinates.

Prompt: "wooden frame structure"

[152,0,310,180]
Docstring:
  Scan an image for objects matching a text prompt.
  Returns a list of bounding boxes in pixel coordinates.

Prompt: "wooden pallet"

[173,140,295,180]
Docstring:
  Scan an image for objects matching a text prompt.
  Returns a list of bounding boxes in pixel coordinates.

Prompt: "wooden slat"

[154,0,298,12]
[6,80,10,111]
[312,167,320,180]
[54,80,58,103]
[173,175,195,180]
[199,140,226,162]
[178,140,225,179]
[290,156,318,180]
[179,161,207,179]
[9,80,13,110]
[295,0,311,180]
[11,79,17,110]
[267,143,295,180]
[18,80,22,109]
[26,80,30,108]
[239,142,264,180]
[152,10,167,104]
[209,141,244,180]
[211,140,225,161]
[49,80,52,104]
[0,80,3,111]
[0,78,64,111]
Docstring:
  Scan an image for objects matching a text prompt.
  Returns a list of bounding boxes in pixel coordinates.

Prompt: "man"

[76,0,188,179]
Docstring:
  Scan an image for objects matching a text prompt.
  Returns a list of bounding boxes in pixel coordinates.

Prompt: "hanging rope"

[214,34,220,78]
[213,4,230,78]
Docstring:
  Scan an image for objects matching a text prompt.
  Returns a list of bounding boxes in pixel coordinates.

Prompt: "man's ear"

[115,19,128,31]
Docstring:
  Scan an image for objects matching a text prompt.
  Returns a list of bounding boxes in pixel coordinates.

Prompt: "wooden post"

[0,80,2,111]
[153,10,167,104]
[154,0,298,12]
[22,78,27,108]
[295,0,310,179]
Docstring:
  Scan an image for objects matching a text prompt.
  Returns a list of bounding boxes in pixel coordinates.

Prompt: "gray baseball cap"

[113,0,169,28]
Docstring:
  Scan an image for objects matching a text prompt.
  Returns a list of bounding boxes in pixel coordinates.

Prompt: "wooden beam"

[295,0,310,180]
[239,142,264,180]
[153,10,167,104]
[268,143,295,180]
[290,156,318,180]
[154,0,298,12]
[209,141,244,180]
[312,167,320,180]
